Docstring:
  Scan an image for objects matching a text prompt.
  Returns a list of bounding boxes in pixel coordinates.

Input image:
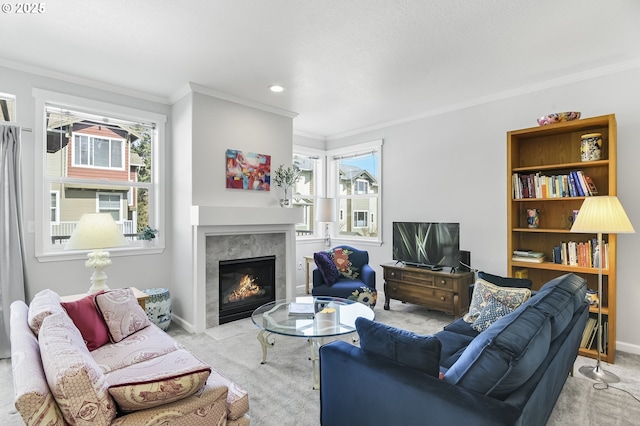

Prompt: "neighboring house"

[47,116,144,243]
[338,164,378,236]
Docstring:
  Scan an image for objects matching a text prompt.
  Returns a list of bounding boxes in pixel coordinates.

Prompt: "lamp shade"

[316,198,337,223]
[571,196,635,234]
[65,213,129,250]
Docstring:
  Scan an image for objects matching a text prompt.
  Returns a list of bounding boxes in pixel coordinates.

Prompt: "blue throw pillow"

[355,317,441,377]
[478,271,533,289]
[314,251,340,286]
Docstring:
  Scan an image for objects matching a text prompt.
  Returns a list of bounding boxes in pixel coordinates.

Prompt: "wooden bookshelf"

[507,114,617,363]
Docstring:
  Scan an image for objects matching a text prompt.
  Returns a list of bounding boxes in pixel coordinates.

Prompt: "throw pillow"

[478,271,533,289]
[61,291,110,351]
[331,248,360,279]
[355,317,441,377]
[95,288,151,343]
[314,251,340,286]
[347,286,377,307]
[464,279,531,323]
[471,295,514,332]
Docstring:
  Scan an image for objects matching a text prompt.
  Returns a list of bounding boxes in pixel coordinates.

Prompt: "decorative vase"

[143,287,172,331]
[527,208,540,228]
[580,133,602,162]
[279,186,292,208]
[141,239,152,248]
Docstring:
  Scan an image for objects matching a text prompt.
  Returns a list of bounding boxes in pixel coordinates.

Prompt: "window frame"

[33,88,166,261]
[327,139,383,246]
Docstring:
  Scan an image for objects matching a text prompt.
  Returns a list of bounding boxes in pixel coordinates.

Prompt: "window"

[33,89,166,259]
[0,93,16,122]
[97,193,123,221]
[328,140,382,243]
[292,148,325,238]
[73,134,124,169]
[50,191,60,224]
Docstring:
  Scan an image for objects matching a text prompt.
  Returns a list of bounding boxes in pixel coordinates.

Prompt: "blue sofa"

[320,273,589,426]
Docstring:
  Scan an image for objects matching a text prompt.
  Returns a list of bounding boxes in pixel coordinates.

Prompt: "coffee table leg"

[257,330,275,364]
[310,337,324,390]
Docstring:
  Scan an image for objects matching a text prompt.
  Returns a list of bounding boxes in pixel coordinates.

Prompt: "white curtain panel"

[0,124,26,358]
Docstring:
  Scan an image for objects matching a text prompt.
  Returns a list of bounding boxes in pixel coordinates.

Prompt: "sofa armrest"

[320,341,520,426]
[360,264,376,289]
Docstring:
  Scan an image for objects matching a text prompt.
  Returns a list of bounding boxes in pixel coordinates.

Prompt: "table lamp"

[65,213,129,293]
[316,198,337,247]
[571,195,635,383]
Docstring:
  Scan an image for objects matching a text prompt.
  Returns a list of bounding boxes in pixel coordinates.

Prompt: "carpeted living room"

[3,1,640,425]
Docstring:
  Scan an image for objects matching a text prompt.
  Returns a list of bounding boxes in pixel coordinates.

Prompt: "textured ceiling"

[2,0,640,139]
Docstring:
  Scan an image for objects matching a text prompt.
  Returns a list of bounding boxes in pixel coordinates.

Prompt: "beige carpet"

[2,301,640,425]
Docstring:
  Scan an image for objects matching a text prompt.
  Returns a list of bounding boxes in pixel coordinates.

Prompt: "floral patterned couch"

[10,288,250,425]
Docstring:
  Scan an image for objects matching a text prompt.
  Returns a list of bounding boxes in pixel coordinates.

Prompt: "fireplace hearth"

[219,255,276,324]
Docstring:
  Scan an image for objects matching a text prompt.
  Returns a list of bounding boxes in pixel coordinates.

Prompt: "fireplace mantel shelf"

[191,205,303,227]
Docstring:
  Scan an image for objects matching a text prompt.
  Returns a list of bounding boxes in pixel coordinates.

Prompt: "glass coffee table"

[251,296,375,389]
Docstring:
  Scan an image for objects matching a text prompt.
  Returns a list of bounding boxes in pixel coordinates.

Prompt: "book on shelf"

[512,250,545,258]
[511,171,598,199]
[512,255,545,263]
[288,302,314,316]
[581,317,597,348]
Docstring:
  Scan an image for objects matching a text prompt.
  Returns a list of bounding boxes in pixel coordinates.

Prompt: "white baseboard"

[616,341,640,355]
[170,313,196,334]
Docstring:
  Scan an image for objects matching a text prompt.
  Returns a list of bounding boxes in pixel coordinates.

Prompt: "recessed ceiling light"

[269,85,285,93]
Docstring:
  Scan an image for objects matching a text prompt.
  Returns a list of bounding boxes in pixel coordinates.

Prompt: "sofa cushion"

[95,288,152,343]
[356,317,441,377]
[61,291,110,351]
[105,348,211,412]
[434,329,475,369]
[471,295,515,332]
[91,324,181,372]
[314,251,340,286]
[39,311,116,424]
[538,273,587,313]
[443,305,551,398]
[464,279,531,323]
[478,271,533,289]
[207,368,251,420]
[27,289,65,336]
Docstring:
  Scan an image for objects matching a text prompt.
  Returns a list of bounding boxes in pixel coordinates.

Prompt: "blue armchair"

[312,245,377,307]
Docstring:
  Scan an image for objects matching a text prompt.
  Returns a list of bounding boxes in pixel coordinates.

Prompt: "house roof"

[2,1,639,139]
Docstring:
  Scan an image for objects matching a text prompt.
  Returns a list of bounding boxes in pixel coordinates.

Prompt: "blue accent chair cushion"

[313,251,340,286]
[356,317,441,377]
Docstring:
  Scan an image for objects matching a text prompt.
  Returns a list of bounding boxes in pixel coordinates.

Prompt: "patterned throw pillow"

[314,251,340,286]
[330,248,360,279]
[347,286,377,308]
[95,288,151,343]
[464,279,531,323]
[471,295,514,332]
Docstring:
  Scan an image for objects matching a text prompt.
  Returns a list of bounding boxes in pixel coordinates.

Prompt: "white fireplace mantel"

[191,205,302,227]
[191,205,303,332]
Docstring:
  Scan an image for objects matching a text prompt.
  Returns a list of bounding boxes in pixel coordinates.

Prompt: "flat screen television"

[392,222,460,269]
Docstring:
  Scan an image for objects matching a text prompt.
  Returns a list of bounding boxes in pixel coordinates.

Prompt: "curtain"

[0,124,26,358]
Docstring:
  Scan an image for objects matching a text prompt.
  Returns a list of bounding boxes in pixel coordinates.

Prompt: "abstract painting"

[226,149,271,190]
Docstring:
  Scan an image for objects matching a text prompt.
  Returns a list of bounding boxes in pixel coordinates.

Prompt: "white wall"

[319,67,640,354]
[169,88,295,330]
[0,65,173,300]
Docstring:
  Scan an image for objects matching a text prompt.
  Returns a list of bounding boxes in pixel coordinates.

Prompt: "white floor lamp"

[316,198,337,247]
[65,213,129,293]
[570,196,635,383]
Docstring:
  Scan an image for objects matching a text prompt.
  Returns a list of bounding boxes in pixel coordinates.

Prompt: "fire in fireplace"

[219,255,276,324]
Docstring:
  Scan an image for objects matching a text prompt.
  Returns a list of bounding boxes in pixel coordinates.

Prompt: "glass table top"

[251,296,375,338]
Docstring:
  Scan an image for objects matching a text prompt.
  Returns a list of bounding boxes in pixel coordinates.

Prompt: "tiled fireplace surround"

[191,206,302,332]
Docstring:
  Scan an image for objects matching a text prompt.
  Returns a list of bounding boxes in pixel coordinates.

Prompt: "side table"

[303,255,315,294]
[60,287,149,310]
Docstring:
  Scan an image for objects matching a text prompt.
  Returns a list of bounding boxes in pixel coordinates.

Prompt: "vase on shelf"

[279,186,292,208]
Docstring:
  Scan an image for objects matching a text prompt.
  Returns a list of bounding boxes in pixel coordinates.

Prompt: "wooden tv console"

[381,263,474,318]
